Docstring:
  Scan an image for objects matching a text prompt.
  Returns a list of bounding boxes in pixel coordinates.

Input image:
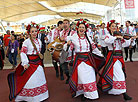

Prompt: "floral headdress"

[107,20,119,31]
[76,19,89,30]
[96,25,100,28]
[26,22,39,34]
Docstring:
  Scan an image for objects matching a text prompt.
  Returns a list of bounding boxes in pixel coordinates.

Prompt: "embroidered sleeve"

[104,34,116,44]
[92,45,103,57]
[122,39,131,48]
[71,31,77,36]
[70,42,74,51]
[91,43,96,50]
[104,35,109,39]
[46,31,52,43]
[21,46,27,54]
[89,38,103,57]
[20,40,29,66]
[48,31,52,37]
[121,39,125,44]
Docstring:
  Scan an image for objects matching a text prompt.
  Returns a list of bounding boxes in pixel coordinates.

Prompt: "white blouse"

[104,34,131,50]
[20,38,42,66]
[69,34,103,57]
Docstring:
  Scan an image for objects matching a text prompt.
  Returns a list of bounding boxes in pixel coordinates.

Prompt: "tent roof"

[0,0,118,24]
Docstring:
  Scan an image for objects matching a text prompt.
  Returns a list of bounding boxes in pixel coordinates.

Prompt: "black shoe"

[65,79,69,84]
[60,76,64,80]
[56,72,59,78]
[130,59,133,62]
[72,93,76,98]
[125,57,127,61]
[123,93,132,100]
[81,95,86,101]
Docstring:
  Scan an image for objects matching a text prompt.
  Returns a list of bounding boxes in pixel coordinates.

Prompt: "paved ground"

[0,61,138,102]
[0,49,138,102]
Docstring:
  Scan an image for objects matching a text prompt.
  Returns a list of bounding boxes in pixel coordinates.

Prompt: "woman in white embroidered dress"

[68,19,103,101]
[98,20,133,101]
[15,23,49,102]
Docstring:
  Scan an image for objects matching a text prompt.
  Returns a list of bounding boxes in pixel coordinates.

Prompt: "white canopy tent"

[0,0,119,25]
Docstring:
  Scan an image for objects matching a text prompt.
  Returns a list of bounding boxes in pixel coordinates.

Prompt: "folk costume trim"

[19,83,48,97]
[77,81,97,92]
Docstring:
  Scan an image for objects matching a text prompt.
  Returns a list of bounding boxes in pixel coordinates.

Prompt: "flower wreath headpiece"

[76,19,89,30]
[96,25,100,28]
[107,20,119,31]
[26,22,39,34]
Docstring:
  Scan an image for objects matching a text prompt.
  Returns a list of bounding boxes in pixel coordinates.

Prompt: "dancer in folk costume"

[98,20,133,101]
[59,19,76,84]
[8,22,49,102]
[45,21,64,80]
[68,19,103,101]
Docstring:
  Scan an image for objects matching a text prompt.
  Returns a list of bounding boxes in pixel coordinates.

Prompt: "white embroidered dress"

[15,38,49,102]
[70,34,103,99]
[104,34,131,95]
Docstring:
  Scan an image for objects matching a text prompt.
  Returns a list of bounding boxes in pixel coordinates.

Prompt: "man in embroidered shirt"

[99,23,109,57]
[60,19,76,84]
[123,21,136,62]
[45,21,64,80]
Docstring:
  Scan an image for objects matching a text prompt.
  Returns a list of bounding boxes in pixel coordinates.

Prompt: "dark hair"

[57,21,63,27]
[6,30,10,34]
[126,20,131,24]
[121,25,123,27]
[100,23,105,27]
[11,31,14,34]
[130,24,133,26]
[11,34,17,40]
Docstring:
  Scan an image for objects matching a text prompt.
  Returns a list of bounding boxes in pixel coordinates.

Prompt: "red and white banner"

[124,0,135,9]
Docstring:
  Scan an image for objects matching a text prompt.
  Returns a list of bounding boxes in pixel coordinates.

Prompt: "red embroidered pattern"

[77,81,97,92]
[113,81,126,89]
[121,39,125,44]
[85,38,89,51]
[53,28,60,40]
[21,46,27,54]
[104,36,109,39]
[48,31,52,37]
[19,83,48,97]
[70,43,74,51]
[91,43,96,50]
[61,30,69,41]
[78,37,82,51]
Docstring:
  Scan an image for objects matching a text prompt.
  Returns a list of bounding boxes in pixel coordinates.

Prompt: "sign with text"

[124,0,135,9]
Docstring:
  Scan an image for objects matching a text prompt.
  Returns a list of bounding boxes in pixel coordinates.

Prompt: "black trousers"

[124,47,133,60]
[101,46,109,57]
[60,62,70,78]
[52,60,63,77]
